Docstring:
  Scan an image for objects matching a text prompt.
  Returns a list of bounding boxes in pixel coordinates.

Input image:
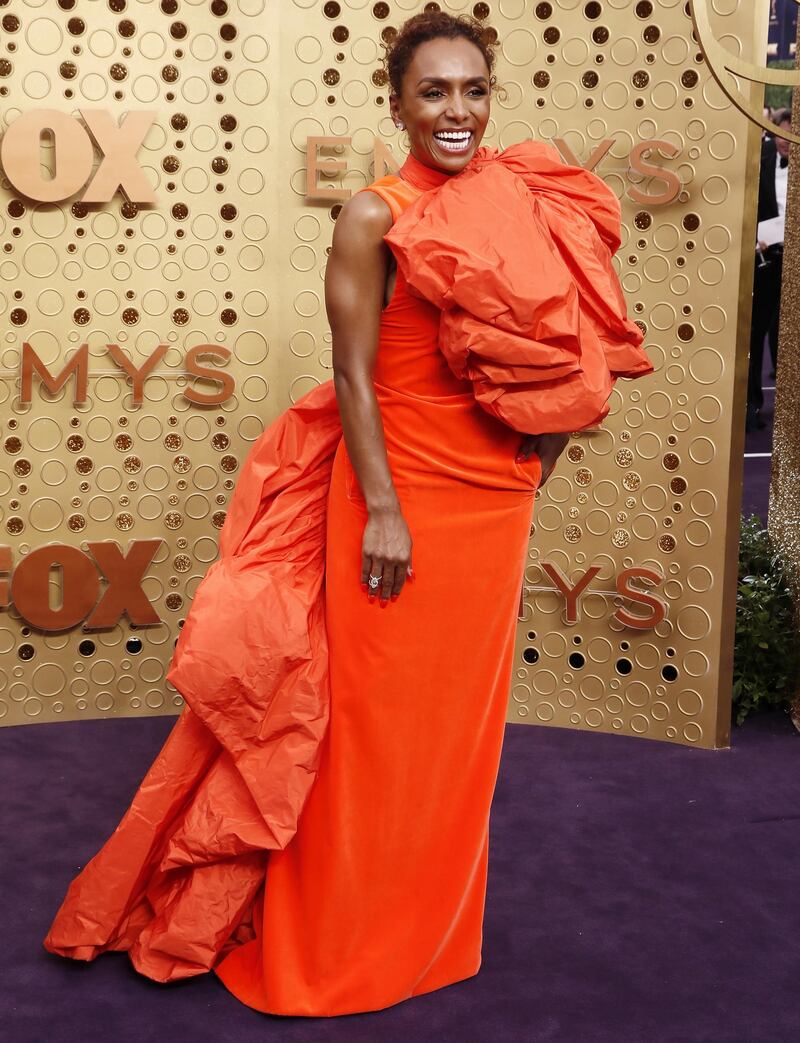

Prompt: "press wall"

[0,1,765,747]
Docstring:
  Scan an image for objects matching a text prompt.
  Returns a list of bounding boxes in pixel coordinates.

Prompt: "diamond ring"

[368,574,381,589]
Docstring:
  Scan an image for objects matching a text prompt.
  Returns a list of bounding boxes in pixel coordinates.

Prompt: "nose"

[445,95,469,121]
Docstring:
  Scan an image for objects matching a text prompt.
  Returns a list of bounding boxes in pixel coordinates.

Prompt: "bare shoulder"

[332,189,394,248]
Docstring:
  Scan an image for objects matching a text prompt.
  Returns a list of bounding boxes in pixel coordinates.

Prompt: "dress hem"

[212,959,483,1018]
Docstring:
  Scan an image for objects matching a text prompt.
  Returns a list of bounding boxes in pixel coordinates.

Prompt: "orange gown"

[211,170,542,1015]
[43,143,651,1016]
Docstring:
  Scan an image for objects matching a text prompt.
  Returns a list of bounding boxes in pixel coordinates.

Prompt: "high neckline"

[398,150,455,191]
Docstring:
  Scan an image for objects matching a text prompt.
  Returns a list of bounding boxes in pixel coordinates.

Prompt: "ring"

[368,574,381,589]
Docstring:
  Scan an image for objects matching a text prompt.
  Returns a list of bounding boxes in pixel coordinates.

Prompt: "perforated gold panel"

[512,0,761,749]
[0,1,760,748]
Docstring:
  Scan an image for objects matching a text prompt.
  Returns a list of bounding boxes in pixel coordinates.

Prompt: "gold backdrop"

[0,1,764,748]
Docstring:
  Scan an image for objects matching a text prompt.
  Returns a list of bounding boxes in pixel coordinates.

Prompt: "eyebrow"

[416,76,489,87]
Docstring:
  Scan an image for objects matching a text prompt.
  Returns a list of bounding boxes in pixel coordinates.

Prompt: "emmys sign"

[305,135,682,205]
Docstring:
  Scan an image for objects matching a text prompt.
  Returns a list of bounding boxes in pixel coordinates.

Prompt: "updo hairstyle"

[380,11,500,100]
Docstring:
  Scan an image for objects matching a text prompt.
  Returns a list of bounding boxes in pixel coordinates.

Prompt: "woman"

[44,11,650,1018]
[214,11,650,1014]
[212,14,565,1015]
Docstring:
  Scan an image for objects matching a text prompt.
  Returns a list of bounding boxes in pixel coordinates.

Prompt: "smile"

[432,129,474,153]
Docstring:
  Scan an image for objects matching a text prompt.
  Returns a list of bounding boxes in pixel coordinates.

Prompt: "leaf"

[733,514,800,724]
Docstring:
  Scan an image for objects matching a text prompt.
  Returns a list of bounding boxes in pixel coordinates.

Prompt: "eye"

[422,86,487,98]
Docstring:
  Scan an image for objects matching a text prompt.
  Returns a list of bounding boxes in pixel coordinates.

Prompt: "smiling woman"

[210,15,562,1017]
[42,8,650,1021]
[209,9,646,1017]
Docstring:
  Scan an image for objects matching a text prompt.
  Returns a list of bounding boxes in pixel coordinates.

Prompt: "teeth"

[434,130,472,152]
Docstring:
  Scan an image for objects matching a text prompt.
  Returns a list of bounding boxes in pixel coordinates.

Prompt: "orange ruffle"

[43,381,341,980]
[385,139,653,433]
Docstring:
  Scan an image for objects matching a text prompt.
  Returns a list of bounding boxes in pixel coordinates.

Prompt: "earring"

[395,120,405,130]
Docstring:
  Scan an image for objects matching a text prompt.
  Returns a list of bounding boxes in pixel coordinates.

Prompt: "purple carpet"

[3,707,797,1043]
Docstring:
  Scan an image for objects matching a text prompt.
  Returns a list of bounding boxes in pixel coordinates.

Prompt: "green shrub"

[765,62,796,112]
[732,515,800,725]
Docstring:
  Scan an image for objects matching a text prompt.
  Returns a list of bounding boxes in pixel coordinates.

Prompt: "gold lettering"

[106,343,168,406]
[1,109,93,202]
[540,561,602,624]
[627,140,681,205]
[183,345,236,405]
[614,567,666,629]
[80,109,157,204]
[306,135,351,201]
[21,342,89,404]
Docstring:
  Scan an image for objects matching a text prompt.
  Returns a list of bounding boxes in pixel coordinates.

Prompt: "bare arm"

[324,190,413,604]
[325,191,398,512]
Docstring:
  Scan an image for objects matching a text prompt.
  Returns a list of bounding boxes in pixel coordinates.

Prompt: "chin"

[428,141,479,169]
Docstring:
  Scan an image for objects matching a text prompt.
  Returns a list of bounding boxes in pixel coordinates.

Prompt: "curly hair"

[381,11,500,99]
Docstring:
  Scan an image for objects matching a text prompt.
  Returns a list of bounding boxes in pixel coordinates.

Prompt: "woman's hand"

[517,432,570,487]
[361,505,414,607]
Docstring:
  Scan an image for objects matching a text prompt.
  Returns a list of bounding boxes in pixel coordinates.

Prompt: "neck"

[398,150,455,190]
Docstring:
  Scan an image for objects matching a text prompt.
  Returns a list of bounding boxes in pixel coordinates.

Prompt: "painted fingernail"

[380,599,388,608]
[516,452,526,462]
[361,582,368,592]
[391,594,399,601]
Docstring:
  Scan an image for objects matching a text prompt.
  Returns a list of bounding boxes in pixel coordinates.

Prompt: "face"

[389,36,491,175]
[775,119,791,157]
